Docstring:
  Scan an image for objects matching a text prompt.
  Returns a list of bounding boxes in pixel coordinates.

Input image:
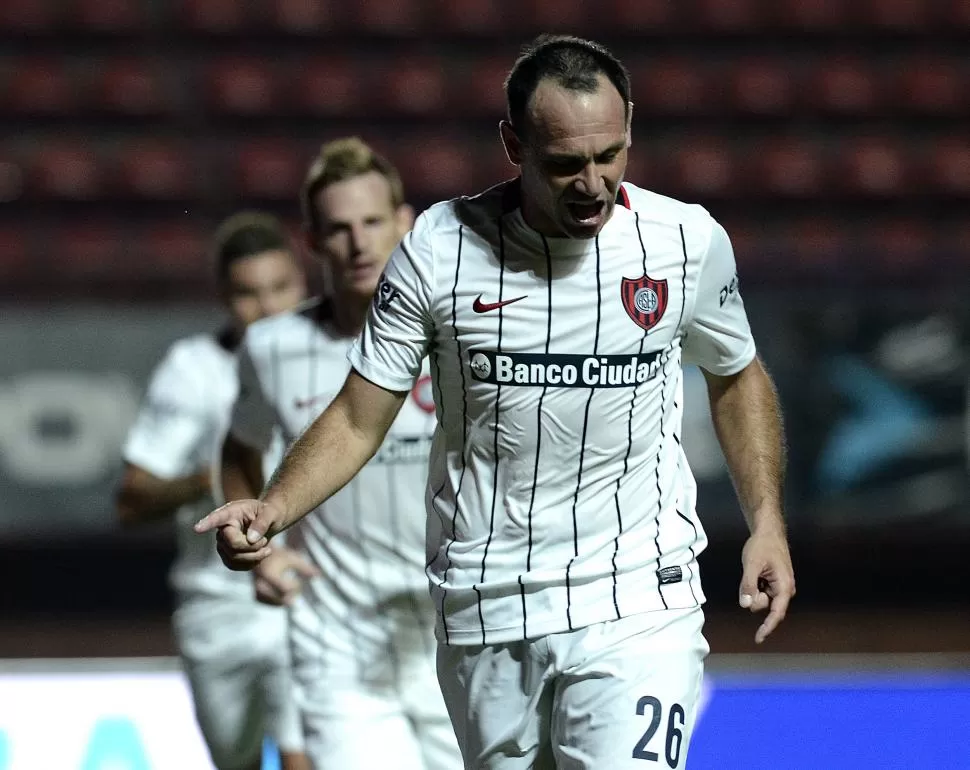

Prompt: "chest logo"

[472,294,527,314]
[621,274,668,332]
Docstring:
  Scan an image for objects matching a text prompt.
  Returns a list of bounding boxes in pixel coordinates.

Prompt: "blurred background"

[0,0,968,767]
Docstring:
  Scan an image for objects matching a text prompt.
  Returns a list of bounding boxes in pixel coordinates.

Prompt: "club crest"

[621,275,668,332]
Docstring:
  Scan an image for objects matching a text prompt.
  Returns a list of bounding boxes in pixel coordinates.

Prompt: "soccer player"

[217,138,461,770]
[199,36,796,769]
[116,212,310,770]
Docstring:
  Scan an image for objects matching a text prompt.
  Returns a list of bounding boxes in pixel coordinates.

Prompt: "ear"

[625,101,634,148]
[395,202,416,236]
[499,120,522,166]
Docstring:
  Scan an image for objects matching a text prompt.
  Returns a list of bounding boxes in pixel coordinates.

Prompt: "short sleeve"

[347,212,435,391]
[122,345,209,479]
[682,219,757,376]
[228,340,278,452]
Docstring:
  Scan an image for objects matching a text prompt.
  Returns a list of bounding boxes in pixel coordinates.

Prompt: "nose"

[348,223,369,255]
[575,161,604,197]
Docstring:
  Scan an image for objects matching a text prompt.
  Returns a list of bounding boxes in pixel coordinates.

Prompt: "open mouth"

[565,199,606,226]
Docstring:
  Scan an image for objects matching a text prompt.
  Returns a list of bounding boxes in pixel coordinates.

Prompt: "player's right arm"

[197,210,437,570]
[116,343,211,527]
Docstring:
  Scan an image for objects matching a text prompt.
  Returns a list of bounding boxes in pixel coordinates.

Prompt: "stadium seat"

[631,59,718,115]
[668,139,735,196]
[113,141,198,200]
[4,59,77,116]
[29,142,103,200]
[179,0,249,32]
[378,55,448,115]
[137,222,210,276]
[776,219,849,271]
[350,0,424,33]
[949,0,970,26]
[773,0,848,30]
[894,59,966,115]
[611,0,678,29]
[694,0,764,31]
[95,59,173,116]
[807,59,881,114]
[432,0,507,33]
[863,221,934,275]
[53,223,122,275]
[268,0,337,34]
[0,225,29,274]
[861,0,932,30]
[392,136,478,199]
[207,58,278,115]
[234,141,304,200]
[288,57,361,116]
[73,0,148,32]
[754,139,828,197]
[0,155,24,203]
[521,0,591,33]
[838,137,908,196]
[926,138,970,196]
[730,58,796,115]
[451,55,509,117]
[0,0,62,31]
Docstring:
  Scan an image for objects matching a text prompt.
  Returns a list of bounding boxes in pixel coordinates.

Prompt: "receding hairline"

[522,73,628,137]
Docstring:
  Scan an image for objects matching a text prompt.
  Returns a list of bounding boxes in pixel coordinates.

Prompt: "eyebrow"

[543,141,626,164]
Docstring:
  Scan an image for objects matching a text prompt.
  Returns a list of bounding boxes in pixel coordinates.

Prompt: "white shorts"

[436,607,708,770]
[289,587,461,770]
[174,597,304,769]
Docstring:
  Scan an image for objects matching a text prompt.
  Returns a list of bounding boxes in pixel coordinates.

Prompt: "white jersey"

[123,333,254,601]
[349,180,757,646]
[230,301,437,611]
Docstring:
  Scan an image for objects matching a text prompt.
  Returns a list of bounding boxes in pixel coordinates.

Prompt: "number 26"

[632,695,685,766]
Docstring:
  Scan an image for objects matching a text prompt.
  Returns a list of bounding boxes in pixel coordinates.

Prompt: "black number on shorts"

[632,696,662,761]
[632,696,685,767]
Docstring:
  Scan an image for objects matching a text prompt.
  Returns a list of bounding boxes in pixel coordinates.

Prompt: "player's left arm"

[684,218,795,644]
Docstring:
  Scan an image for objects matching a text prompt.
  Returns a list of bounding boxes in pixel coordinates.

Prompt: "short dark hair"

[504,34,631,134]
[212,211,291,282]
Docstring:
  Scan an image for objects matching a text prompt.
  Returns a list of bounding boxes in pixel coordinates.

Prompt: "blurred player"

[217,138,461,770]
[116,212,310,770]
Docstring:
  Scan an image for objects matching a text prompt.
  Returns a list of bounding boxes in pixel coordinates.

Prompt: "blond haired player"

[217,138,461,770]
[117,213,309,770]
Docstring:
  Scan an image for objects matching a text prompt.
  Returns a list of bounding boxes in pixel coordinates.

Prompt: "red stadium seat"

[73,0,147,31]
[269,0,337,34]
[694,0,764,31]
[452,55,510,117]
[207,58,278,115]
[432,0,507,33]
[4,59,77,116]
[179,0,249,31]
[53,223,121,274]
[379,56,447,115]
[350,0,424,33]
[806,59,881,115]
[235,142,304,200]
[863,221,933,274]
[730,59,796,115]
[754,139,828,197]
[894,60,967,115]
[113,141,198,200]
[392,137,479,199]
[288,57,361,116]
[95,59,173,116]
[777,219,849,270]
[0,225,29,274]
[949,0,970,26]
[861,0,932,30]
[138,222,210,275]
[521,0,591,33]
[838,137,908,196]
[669,139,735,196]
[631,59,718,115]
[29,142,103,200]
[612,0,679,29]
[773,0,848,30]
[926,138,970,196]
[0,0,62,31]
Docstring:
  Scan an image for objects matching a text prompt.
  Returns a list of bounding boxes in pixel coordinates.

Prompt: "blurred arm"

[221,432,264,501]
[116,463,210,527]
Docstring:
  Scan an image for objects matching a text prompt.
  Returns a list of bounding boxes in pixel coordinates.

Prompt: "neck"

[327,291,370,337]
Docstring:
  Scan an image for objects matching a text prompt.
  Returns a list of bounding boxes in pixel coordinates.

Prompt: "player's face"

[310,171,413,300]
[502,74,630,239]
[224,249,306,328]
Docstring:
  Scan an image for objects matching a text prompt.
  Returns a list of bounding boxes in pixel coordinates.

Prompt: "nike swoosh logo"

[473,294,527,313]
